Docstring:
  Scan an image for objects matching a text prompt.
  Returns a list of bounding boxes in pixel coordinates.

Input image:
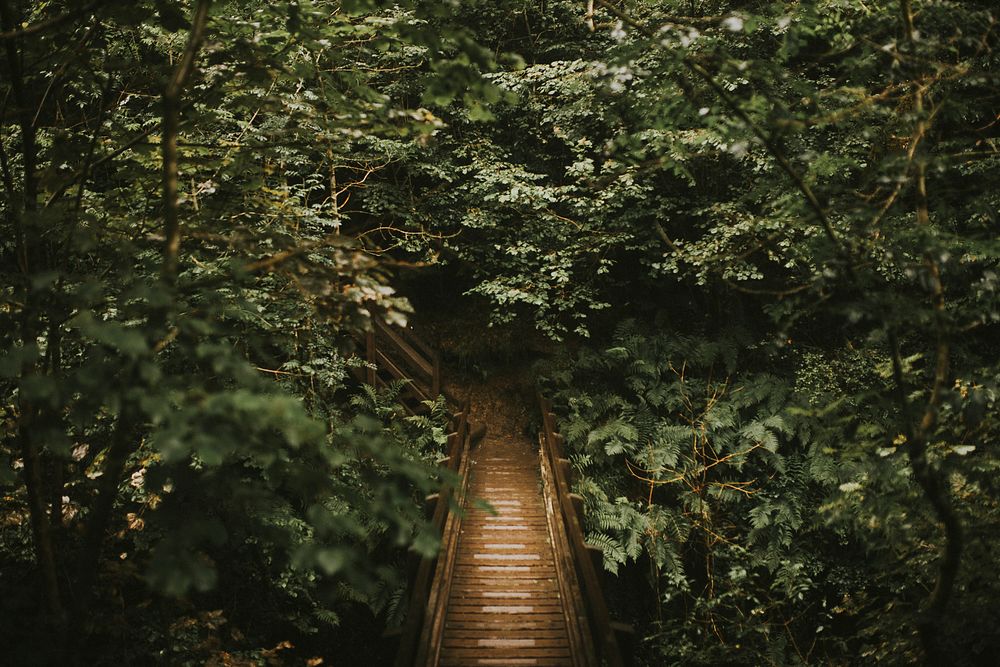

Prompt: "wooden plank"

[444,630,570,641]
[448,579,559,590]
[375,348,432,403]
[443,638,571,648]
[440,648,571,659]
[539,434,597,667]
[415,428,473,667]
[441,658,573,667]
[444,620,569,630]
[400,326,438,367]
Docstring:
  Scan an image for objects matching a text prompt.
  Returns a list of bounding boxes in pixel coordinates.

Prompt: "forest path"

[437,375,576,666]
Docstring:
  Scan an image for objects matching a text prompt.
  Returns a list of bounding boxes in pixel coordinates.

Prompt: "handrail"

[393,405,472,667]
[374,348,433,405]
[367,319,475,666]
[370,319,442,400]
[538,393,632,667]
[375,320,435,379]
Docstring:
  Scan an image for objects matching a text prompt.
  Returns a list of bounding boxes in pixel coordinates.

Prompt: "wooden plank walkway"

[438,432,579,666]
[368,333,627,667]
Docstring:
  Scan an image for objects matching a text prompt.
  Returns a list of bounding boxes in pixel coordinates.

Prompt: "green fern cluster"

[541,320,873,664]
[545,313,1000,665]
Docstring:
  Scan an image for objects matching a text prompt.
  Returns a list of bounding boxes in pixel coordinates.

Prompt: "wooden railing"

[365,319,444,414]
[392,405,473,666]
[362,319,475,665]
[539,394,634,667]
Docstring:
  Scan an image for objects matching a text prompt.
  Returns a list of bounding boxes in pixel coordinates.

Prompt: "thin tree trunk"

[18,408,65,622]
[162,0,212,283]
[1,0,64,626]
[70,6,213,654]
[74,405,137,610]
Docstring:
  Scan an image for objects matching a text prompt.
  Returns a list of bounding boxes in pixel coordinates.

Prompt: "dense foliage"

[364,0,1000,662]
[3,0,999,664]
[542,320,1000,664]
[0,1,483,663]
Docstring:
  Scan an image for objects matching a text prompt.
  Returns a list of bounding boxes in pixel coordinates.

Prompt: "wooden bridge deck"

[366,323,628,667]
[438,430,585,666]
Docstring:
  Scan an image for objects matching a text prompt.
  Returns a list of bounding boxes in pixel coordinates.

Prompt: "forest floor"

[409,291,549,437]
[452,366,535,445]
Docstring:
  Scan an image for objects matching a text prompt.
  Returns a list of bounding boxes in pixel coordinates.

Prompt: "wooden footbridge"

[362,321,633,667]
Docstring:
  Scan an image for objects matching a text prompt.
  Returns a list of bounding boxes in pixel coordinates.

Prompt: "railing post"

[544,411,556,442]
[586,542,605,590]
[447,431,461,469]
[612,622,636,667]
[570,493,585,527]
[552,431,566,459]
[558,458,573,488]
[424,493,439,521]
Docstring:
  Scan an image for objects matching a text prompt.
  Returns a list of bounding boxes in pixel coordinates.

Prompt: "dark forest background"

[2,1,999,664]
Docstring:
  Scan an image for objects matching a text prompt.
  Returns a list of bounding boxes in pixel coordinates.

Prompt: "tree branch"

[44,121,158,209]
[908,255,961,662]
[593,0,854,273]
[1,0,63,627]
[591,4,966,661]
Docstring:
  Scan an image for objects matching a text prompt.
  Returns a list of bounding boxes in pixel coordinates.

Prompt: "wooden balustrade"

[364,319,445,413]
[538,394,635,667]
[371,322,632,666]
[393,406,472,667]
[365,319,474,665]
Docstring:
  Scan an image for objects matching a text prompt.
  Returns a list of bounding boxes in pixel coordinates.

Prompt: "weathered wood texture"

[374,323,629,667]
[361,320,449,415]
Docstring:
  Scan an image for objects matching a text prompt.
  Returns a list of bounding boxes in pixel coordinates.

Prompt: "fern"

[587,532,628,574]
[542,318,861,663]
[313,607,341,628]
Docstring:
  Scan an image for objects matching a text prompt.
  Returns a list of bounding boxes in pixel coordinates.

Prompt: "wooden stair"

[355,319,444,416]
